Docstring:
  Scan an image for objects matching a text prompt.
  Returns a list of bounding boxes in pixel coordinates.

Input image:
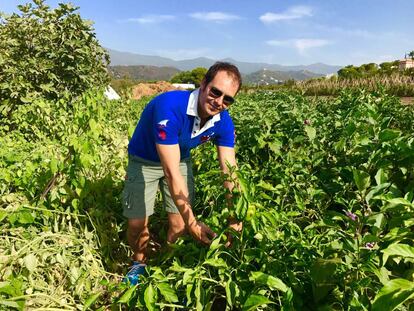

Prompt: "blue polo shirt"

[128,89,235,162]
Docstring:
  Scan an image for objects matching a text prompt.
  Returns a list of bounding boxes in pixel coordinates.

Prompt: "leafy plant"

[0,0,109,117]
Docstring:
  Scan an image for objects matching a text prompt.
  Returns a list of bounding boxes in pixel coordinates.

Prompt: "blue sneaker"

[123,261,147,285]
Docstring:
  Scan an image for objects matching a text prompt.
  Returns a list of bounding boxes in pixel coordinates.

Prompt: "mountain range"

[109,65,180,81]
[243,69,323,85]
[107,48,342,76]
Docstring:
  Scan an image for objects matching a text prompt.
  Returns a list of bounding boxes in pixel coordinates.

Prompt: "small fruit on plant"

[246,203,257,221]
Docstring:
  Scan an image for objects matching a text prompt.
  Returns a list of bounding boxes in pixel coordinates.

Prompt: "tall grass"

[243,73,414,97]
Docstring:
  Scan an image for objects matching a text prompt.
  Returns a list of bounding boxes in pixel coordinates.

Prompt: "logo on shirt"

[157,119,169,127]
[157,119,169,140]
[201,132,214,143]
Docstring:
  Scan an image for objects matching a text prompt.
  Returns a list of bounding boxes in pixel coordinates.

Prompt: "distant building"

[399,59,414,70]
[172,83,195,89]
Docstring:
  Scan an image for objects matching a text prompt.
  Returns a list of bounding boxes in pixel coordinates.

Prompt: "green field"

[1,89,414,310]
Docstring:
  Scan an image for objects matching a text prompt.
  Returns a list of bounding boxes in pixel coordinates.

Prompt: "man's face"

[198,71,239,119]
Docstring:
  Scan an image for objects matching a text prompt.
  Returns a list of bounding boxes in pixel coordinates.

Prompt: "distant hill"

[109,65,180,81]
[244,69,324,84]
[106,48,342,75]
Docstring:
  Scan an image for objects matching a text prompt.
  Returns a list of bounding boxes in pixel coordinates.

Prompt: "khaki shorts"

[122,154,194,219]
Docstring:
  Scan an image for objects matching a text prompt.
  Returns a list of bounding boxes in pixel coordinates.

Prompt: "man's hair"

[203,62,242,92]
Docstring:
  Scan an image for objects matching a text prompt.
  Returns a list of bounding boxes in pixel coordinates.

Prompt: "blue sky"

[1,0,413,66]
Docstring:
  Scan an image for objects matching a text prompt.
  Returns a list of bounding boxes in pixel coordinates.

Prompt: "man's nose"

[213,96,225,108]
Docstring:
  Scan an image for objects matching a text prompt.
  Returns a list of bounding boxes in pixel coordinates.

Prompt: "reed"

[243,73,414,97]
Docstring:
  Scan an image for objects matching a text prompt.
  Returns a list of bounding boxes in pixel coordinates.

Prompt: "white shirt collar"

[187,88,221,122]
[187,88,221,138]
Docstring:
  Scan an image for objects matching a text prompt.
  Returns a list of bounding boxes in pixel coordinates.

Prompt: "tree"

[408,50,414,60]
[359,63,378,76]
[379,61,399,75]
[0,0,109,112]
[338,65,360,79]
[171,67,207,87]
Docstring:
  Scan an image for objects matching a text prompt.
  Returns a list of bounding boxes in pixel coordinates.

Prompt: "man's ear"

[200,78,206,91]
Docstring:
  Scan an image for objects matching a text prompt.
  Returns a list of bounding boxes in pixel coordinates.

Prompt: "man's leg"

[127,217,150,262]
[123,155,163,268]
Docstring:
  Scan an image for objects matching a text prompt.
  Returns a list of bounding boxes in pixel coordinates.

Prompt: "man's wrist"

[180,202,196,228]
[187,218,197,229]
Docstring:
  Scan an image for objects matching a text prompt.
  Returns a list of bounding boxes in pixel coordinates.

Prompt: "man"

[122,62,242,285]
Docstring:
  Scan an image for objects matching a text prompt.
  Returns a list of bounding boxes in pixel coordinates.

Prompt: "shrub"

[0,0,109,116]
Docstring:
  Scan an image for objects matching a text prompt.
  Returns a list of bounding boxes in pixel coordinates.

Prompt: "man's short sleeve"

[214,113,235,147]
[152,97,181,145]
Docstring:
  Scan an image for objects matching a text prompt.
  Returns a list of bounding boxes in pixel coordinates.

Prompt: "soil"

[401,97,414,105]
[131,81,184,100]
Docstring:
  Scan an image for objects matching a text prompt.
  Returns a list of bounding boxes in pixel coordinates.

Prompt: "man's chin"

[207,106,221,115]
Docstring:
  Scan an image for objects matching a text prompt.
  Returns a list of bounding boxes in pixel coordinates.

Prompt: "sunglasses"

[208,86,235,106]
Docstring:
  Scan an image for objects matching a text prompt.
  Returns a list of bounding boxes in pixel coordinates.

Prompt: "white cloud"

[266,38,331,54]
[295,39,330,53]
[260,5,312,23]
[190,11,241,22]
[266,40,290,47]
[122,15,175,24]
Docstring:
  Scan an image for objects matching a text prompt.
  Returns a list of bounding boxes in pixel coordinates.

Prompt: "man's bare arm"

[156,143,216,244]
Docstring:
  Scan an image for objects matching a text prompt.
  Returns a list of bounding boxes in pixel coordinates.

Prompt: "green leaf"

[225,280,239,308]
[16,211,35,224]
[144,283,156,311]
[50,158,58,174]
[0,300,20,309]
[310,258,342,302]
[268,140,282,154]
[242,294,274,311]
[185,283,193,306]
[249,271,288,292]
[0,282,12,295]
[372,278,414,311]
[378,129,400,142]
[353,169,371,192]
[367,213,385,230]
[384,198,413,210]
[23,254,38,272]
[83,292,101,310]
[208,236,222,254]
[375,168,388,185]
[0,211,6,223]
[157,283,178,303]
[195,279,204,311]
[257,180,280,191]
[304,126,316,140]
[118,285,137,304]
[382,243,414,265]
[203,258,227,268]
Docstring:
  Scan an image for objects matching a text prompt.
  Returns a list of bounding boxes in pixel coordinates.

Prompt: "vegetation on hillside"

[109,65,179,81]
[244,57,414,97]
[245,74,414,97]
[170,67,207,87]
[243,69,323,85]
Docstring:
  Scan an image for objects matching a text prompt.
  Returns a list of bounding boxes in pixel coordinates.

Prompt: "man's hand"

[187,221,217,245]
[225,218,243,247]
